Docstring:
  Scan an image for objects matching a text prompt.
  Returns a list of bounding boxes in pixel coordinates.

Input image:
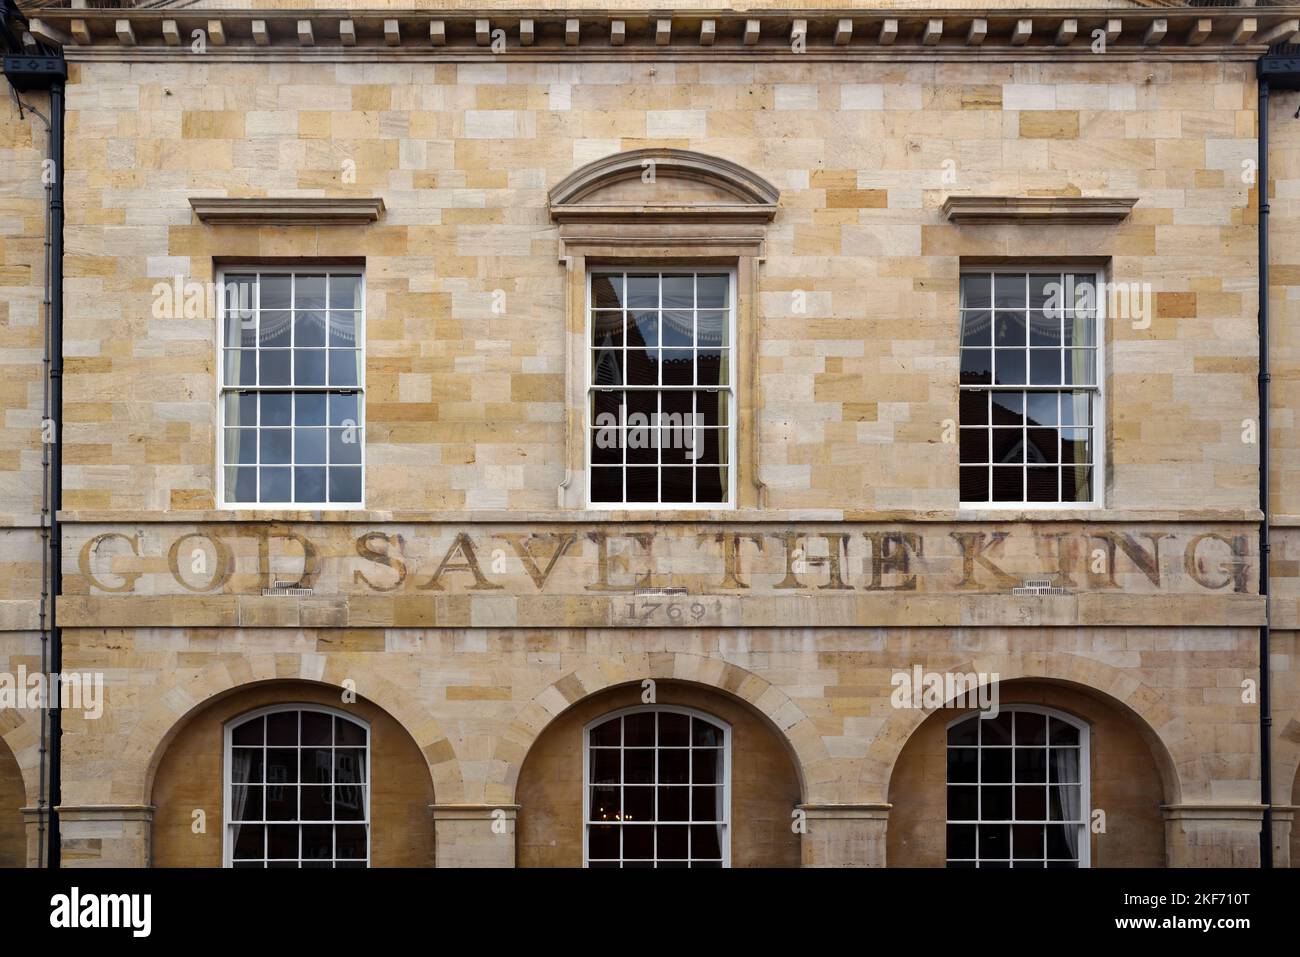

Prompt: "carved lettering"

[863,532,922,591]
[702,532,764,589]
[1184,533,1251,593]
[494,532,577,590]
[354,532,407,592]
[237,526,322,590]
[167,532,233,593]
[79,532,143,593]
[1087,532,1168,588]
[418,533,502,591]
[950,531,1019,589]
[584,531,654,592]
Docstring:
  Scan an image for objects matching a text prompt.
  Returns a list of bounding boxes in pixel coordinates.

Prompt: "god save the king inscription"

[74,525,1254,598]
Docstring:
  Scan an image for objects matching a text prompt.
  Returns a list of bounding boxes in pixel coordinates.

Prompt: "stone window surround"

[550,148,779,512]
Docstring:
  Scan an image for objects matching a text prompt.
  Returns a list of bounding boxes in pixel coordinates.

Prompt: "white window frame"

[944,704,1091,868]
[222,703,372,868]
[584,267,738,510]
[957,266,1105,510]
[215,266,366,510]
[582,704,733,867]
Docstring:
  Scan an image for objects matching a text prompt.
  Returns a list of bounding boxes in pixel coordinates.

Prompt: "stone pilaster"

[1269,805,1293,868]
[21,806,49,868]
[1162,805,1264,868]
[56,805,154,868]
[798,804,890,867]
[431,804,517,868]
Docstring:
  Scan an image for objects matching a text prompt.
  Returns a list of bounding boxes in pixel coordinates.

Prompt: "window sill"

[48,506,1266,526]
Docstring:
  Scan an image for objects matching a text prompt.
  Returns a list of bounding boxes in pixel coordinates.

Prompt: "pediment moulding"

[28,8,1300,59]
[549,148,780,226]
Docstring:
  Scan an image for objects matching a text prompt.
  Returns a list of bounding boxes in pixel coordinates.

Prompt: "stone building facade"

[0,0,1298,868]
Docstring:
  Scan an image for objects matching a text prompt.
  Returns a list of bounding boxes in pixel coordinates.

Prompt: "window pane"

[295,349,327,386]
[626,274,659,309]
[994,312,1026,347]
[961,310,991,348]
[994,349,1026,385]
[259,392,289,426]
[328,467,363,504]
[295,467,326,503]
[295,392,326,426]
[329,350,360,387]
[697,310,728,347]
[261,275,292,309]
[697,274,729,309]
[261,310,291,348]
[329,427,363,465]
[591,274,624,310]
[296,274,327,310]
[329,392,359,427]
[260,466,291,502]
[960,349,992,386]
[226,349,257,386]
[261,350,291,386]
[592,310,624,348]
[994,273,1026,308]
[661,310,693,345]
[329,275,362,311]
[295,310,327,348]
[960,273,991,309]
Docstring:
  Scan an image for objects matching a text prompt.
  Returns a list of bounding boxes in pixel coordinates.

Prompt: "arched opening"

[0,735,26,867]
[150,681,435,867]
[515,680,800,867]
[887,680,1168,867]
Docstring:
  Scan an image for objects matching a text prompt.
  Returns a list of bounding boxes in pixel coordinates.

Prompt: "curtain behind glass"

[1051,748,1081,859]
[229,748,254,856]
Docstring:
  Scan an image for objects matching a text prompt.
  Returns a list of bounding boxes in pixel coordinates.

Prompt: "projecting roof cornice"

[26,8,1300,61]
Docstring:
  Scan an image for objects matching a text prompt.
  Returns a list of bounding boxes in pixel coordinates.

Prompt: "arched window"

[224,704,370,868]
[584,705,731,867]
[946,706,1089,868]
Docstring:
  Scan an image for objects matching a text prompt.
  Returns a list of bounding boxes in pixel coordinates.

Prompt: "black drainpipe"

[1256,44,1300,869]
[1257,72,1273,871]
[2,0,66,868]
[47,73,64,871]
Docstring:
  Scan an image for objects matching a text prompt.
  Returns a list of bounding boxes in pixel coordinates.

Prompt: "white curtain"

[229,748,255,853]
[1051,749,1082,860]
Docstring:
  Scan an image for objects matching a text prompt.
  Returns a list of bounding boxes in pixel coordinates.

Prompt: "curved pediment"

[548,148,779,224]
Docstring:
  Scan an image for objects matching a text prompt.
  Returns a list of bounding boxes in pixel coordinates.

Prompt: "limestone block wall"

[0,6,1291,868]
[0,89,48,525]
[49,621,1260,865]
[52,55,1261,514]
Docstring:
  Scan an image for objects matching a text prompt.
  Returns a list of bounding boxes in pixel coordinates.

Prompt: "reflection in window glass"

[585,708,729,867]
[959,271,1099,505]
[220,271,363,506]
[945,708,1088,868]
[227,707,369,868]
[588,271,734,506]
